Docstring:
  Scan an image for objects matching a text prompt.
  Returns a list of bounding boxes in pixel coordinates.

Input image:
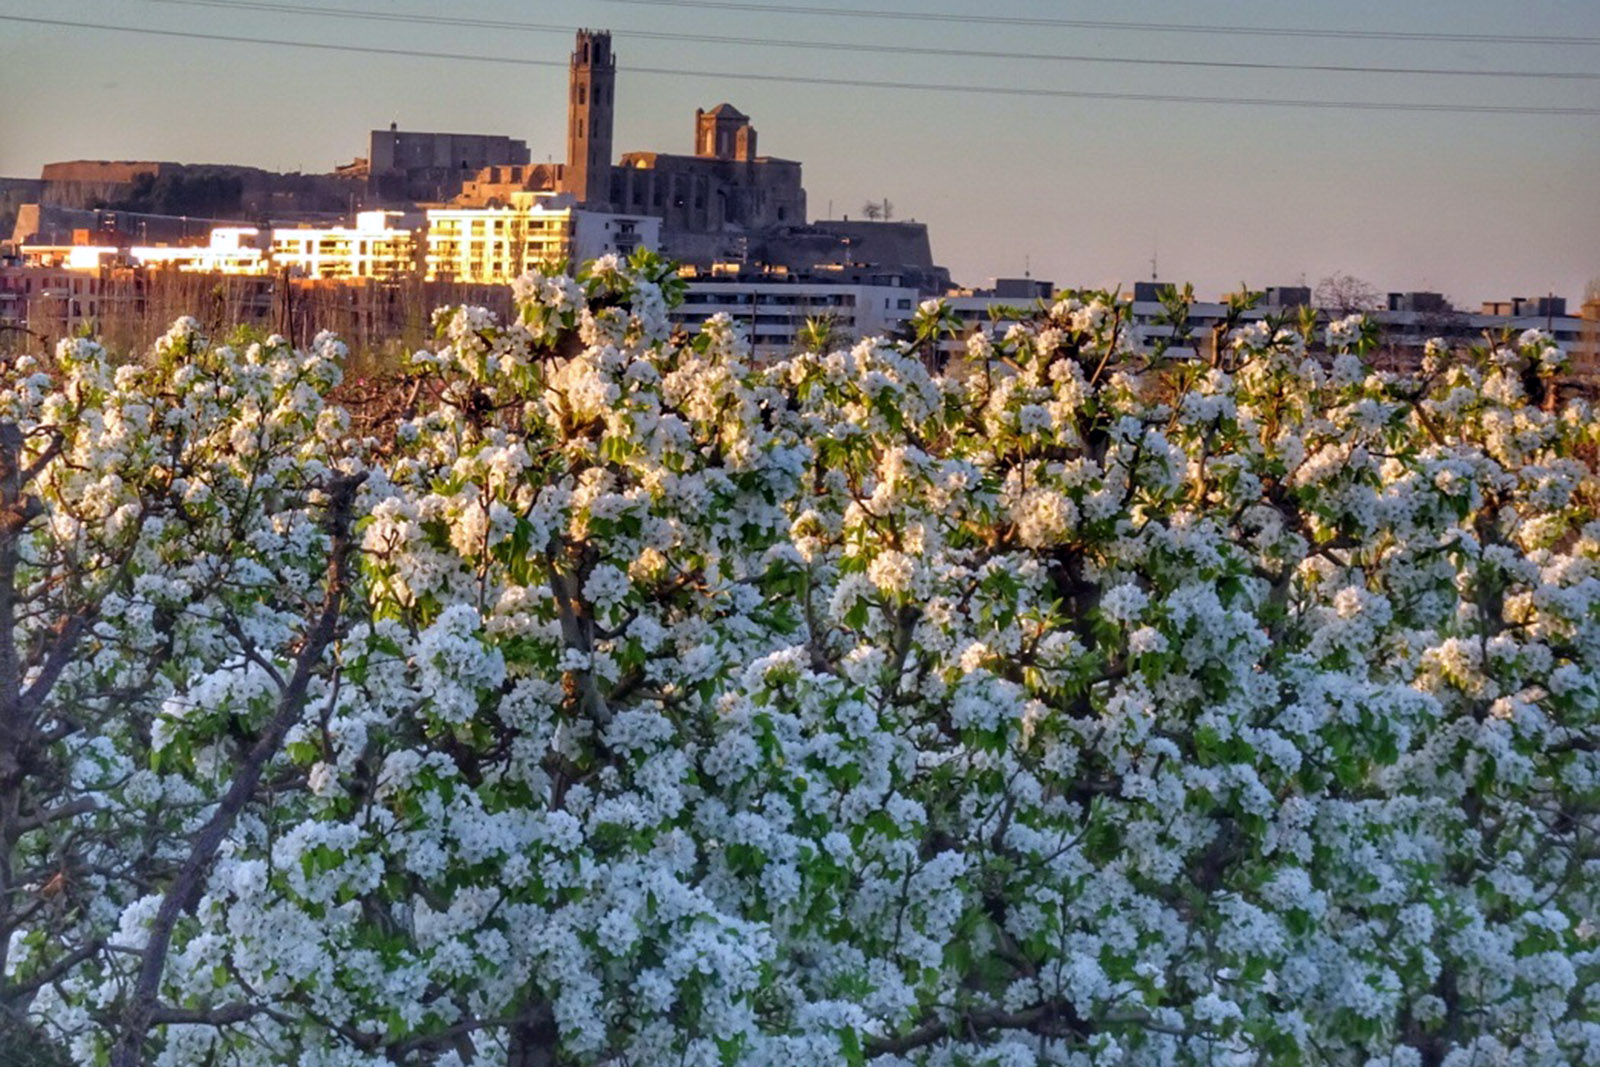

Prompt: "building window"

[579,84,587,106]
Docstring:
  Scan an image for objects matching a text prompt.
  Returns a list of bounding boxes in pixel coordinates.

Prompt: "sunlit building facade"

[20,228,269,274]
[671,266,918,358]
[425,191,659,283]
[270,211,419,279]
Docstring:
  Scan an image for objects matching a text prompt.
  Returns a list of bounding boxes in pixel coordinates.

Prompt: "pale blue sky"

[2,0,1597,304]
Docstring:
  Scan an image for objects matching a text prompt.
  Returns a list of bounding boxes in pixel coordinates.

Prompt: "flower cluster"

[7,260,1598,1067]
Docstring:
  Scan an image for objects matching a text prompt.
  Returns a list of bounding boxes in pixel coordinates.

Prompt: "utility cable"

[595,0,1600,46]
[133,0,1600,81]
[5,15,1598,116]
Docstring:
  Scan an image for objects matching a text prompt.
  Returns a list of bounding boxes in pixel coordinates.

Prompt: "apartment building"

[270,211,419,280]
[19,227,269,274]
[672,266,918,357]
[425,191,659,283]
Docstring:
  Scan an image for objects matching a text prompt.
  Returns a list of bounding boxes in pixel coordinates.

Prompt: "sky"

[1,0,1597,305]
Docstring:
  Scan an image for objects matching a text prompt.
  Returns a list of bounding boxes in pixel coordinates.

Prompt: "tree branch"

[3,937,106,1004]
[865,1001,1191,1057]
[866,1000,1086,1056]
[11,796,97,836]
[146,1002,286,1027]
[108,471,367,1067]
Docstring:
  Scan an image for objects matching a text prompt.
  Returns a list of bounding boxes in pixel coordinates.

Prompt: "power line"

[134,0,1600,82]
[6,15,1599,117]
[595,0,1600,46]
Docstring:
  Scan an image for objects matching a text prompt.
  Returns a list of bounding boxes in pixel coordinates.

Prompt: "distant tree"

[1415,299,1471,346]
[859,199,894,222]
[109,172,244,218]
[1314,271,1382,314]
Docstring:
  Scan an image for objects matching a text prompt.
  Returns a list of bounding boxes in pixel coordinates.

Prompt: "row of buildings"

[4,28,1594,366]
[0,254,926,360]
[7,243,1593,369]
[16,193,660,284]
[931,279,1599,375]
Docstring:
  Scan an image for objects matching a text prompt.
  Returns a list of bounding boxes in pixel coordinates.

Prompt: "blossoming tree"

[2,255,1596,1067]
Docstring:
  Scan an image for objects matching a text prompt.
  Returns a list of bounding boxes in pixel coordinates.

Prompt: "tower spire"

[563,29,615,207]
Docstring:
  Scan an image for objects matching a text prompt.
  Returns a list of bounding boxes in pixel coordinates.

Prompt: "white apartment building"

[672,269,920,358]
[270,211,419,279]
[426,191,660,283]
[141,228,269,274]
[24,228,270,274]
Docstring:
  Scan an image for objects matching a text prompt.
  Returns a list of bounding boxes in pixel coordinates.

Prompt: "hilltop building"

[552,31,805,230]
[560,30,616,207]
[456,164,566,208]
[607,104,806,232]
[367,125,530,203]
[448,30,945,287]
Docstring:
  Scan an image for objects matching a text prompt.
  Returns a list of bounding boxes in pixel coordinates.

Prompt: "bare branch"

[11,796,97,836]
[2,938,105,1004]
[866,1001,1085,1056]
[147,1002,285,1027]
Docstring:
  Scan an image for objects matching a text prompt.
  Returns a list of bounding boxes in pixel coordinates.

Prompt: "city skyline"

[2,0,1597,303]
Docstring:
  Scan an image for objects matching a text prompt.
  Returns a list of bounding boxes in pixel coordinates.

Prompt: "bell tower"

[564,30,615,207]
